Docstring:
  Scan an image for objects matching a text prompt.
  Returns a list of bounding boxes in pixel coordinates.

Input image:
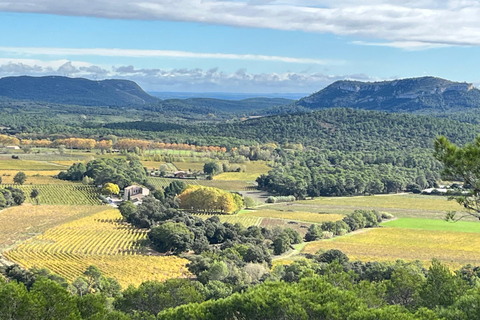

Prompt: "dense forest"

[2,252,480,319]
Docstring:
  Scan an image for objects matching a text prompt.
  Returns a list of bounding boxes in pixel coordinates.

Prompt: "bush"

[381,212,394,220]
[322,231,334,239]
[265,195,295,203]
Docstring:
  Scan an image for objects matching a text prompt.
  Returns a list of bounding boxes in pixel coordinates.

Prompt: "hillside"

[0,76,159,106]
[294,76,480,113]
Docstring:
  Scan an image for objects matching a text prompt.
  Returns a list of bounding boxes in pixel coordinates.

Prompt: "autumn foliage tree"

[178,186,243,214]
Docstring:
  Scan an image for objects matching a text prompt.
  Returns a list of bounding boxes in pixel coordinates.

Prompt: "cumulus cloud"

[0,59,375,92]
[1,0,480,48]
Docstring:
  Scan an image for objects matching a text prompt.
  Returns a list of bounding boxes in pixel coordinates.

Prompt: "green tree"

[13,172,26,185]
[203,162,220,175]
[148,222,194,254]
[30,188,40,205]
[118,201,137,221]
[418,259,467,309]
[434,135,480,221]
[244,196,255,209]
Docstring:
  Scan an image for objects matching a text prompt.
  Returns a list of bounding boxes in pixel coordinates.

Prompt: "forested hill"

[0,76,159,106]
[293,76,480,113]
[157,108,480,151]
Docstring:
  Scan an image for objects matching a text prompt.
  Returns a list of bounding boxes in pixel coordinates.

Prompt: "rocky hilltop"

[296,76,480,113]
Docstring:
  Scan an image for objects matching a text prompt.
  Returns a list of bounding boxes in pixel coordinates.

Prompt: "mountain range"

[1,75,480,117]
[295,76,480,113]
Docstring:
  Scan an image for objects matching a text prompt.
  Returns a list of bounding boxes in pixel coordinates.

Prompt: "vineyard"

[302,227,480,268]
[0,205,106,251]
[146,177,198,189]
[194,214,262,227]
[4,209,190,287]
[243,209,344,224]
[1,184,102,205]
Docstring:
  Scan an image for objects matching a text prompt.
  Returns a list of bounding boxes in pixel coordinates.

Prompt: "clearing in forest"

[4,208,190,287]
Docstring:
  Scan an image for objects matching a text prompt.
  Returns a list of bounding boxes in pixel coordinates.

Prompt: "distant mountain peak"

[297,76,479,113]
[0,75,159,106]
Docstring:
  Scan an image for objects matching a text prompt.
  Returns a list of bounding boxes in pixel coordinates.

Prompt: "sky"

[1,0,480,93]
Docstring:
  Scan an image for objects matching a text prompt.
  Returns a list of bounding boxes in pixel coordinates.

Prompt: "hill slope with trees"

[292,76,480,114]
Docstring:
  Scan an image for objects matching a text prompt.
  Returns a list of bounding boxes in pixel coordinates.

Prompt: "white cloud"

[1,0,480,48]
[0,59,374,92]
[0,47,342,65]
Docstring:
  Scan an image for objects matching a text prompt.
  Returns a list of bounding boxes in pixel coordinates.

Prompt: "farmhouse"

[124,185,150,201]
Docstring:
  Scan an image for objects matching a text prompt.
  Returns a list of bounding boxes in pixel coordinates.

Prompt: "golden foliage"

[179,185,242,214]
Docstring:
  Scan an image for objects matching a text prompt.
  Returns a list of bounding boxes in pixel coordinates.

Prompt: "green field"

[382,218,480,233]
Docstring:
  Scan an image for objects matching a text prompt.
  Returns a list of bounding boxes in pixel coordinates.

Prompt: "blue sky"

[1,1,480,93]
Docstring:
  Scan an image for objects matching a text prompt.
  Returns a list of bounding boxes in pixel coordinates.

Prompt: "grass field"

[214,161,271,181]
[1,184,102,205]
[0,205,106,251]
[0,159,68,170]
[242,209,344,224]
[4,209,190,287]
[382,218,480,233]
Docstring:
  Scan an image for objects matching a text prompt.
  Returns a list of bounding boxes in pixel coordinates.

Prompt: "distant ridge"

[0,76,159,106]
[295,76,480,113]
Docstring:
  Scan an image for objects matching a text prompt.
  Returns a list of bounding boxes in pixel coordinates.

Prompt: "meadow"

[4,209,190,287]
[214,161,271,181]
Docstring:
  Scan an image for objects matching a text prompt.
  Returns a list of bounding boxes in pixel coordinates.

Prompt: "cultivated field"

[0,159,68,170]
[146,177,199,189]
[296,194,466,220]
[243,209,344,224]
[0,170,69,184]
[4,209,190,287]
[0,205,106,251]
[302,218,480,268]
[194,214,262,227]
[1,184,102,205]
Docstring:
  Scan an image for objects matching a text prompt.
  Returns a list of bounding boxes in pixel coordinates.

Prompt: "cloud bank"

[1,0,480,48]
[0,47,342,65]
[0,59,373,93]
